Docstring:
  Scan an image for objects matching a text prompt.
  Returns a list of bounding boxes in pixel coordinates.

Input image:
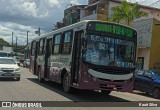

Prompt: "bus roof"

[0,57,13,59]
[0,51,11,54]
[32,20,137,41]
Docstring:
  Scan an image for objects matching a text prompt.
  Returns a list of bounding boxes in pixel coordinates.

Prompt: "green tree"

[0,38,9,46]
[12,44,26,53]
[109,0,148,26]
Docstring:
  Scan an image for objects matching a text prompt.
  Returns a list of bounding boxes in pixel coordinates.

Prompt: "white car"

[0,57,20,81]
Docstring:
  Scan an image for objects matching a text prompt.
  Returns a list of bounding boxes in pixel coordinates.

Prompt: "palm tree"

[109,0,148,26]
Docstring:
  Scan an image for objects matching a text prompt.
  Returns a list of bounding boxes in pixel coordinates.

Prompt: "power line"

[149,0,160,6]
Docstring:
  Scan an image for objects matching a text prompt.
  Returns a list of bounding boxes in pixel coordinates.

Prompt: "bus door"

[44,38,52,79]
[71,31,82,85]
[34,41,39,75]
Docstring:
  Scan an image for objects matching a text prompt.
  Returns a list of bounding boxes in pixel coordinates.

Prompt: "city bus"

[30,20,137,94]
[0,51,11,57]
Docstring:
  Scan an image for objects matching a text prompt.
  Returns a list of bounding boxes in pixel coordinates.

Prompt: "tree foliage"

[11,44,26,53]
[0,38,9,46]
[109,0,148,26]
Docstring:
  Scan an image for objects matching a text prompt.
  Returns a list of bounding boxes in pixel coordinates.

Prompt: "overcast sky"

[0,0,87,45]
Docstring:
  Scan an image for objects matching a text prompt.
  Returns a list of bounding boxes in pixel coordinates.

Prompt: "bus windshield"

[83,34,135,68]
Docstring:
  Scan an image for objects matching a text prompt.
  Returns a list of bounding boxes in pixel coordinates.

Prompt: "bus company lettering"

[95,23,133,38]
[99,43,113,51]
[91,35,114,43]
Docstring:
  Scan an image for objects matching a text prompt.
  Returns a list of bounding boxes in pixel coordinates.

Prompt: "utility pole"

[12,32,14,46]
[38,27,40,36]
[16,37,17,52]
[35,27,41,36]
[27,31,29,45]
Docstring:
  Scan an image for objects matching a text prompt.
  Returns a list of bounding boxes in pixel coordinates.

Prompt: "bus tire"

[38,67,44,83]
[62,72,72,93]
[101,90,111,95]
[153,88,160,99]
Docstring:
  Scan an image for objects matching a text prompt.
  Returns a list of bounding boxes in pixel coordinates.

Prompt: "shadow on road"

[0,78,17,81]
[27,78,130,102]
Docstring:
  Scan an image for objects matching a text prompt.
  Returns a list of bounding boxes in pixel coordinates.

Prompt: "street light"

[27,31,30,45]
[35,27,41,36]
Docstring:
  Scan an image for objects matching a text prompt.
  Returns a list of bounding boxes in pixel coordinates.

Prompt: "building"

[80,0,160,21]
[0,46,13,57]
[133,18,160,70]
[53,5,86,29]
[80,0,108,21]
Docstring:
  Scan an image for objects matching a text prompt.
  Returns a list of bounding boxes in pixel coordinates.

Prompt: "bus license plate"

[107,84,115,88]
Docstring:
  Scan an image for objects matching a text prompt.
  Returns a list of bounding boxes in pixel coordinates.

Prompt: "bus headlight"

[93,77,96,81]
[125,77,134,83]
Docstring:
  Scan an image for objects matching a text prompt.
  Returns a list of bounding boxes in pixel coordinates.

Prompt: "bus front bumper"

[78,75,134,92]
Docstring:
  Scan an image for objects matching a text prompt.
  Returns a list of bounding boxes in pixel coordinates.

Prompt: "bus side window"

[38,38,46,55]
[48,38,52,55]
[39,39,43,55]
[43,38,46,54]
[52,34,61,54]
[62,31,72,54]
[31,41,36,56]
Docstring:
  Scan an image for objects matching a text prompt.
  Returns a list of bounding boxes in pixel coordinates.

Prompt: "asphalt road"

[0,67,159,110]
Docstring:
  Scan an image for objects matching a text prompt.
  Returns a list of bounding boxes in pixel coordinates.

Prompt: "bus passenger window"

[43,39,46,54]
[31,41,36,56]
[39,38,45,55]
[53,34,61,54]
[62,31,72,54]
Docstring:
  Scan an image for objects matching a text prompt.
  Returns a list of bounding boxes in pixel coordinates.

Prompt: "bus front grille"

[98,78,125,82]
[90,66,135,75]
[99,84,123,90]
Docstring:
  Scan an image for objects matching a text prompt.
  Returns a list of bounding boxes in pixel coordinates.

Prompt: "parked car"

[0,57,20,81]
[134,70,160,99]
[23,59,30,68]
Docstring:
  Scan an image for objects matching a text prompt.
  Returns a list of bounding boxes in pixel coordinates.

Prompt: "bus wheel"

[153,88,160,99]
[63,73,72,93]
[38,68,44,83]
[101,90,111,95]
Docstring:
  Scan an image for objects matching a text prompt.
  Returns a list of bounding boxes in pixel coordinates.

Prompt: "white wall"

[80,14,97,21]
[2,46,13,53]
[80,9,85,19]
[133,18,153,48]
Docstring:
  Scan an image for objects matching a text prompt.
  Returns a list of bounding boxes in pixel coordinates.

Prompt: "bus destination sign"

[87,22,135,38]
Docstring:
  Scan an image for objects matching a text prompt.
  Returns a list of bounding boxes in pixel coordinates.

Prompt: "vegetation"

[11,44,26,53]
[109,0,148,26]
[0,37,26,53]
[0,38,9,46]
